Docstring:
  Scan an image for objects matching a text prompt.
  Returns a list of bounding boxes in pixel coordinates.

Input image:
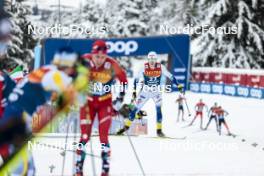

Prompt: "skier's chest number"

[149,77,157,82]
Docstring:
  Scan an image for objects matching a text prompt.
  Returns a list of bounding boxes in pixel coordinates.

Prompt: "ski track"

[33,92,264,176]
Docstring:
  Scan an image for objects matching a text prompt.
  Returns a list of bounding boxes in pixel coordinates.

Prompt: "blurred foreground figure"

[0,12,17,169]
[0,47,87,175]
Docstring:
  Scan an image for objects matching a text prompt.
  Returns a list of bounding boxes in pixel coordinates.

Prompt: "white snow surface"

[32,91,264,176]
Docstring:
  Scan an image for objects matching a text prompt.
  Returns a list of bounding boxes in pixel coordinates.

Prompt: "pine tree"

[80,0,109,38]
[4,0,37,70]
[106,0,155,37]
[192,0,264,69]
[41,0,109,38]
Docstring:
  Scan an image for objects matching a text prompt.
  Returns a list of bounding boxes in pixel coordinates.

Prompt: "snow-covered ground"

[32,91,264,176]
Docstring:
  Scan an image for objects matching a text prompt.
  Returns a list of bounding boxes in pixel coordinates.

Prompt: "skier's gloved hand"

[118,91,125,102]
[119,104,131,118]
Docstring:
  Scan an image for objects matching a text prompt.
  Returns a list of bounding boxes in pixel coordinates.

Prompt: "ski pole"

[125,131,146,176]
[184,99,191,116]
[90,137,97,176]
[61,113,71,176]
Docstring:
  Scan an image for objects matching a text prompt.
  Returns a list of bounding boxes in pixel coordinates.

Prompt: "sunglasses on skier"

[94,46,107,52]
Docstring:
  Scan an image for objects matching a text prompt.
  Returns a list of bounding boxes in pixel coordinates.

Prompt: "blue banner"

[36,35,191,91]
[190,82,264,99]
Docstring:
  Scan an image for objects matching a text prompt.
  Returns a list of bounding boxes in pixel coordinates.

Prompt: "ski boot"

[101,143,111,176]
[74,172,83,176]
[227,131,232,136]
[116,125,130,135]
[157,129,165,137]
[74,163,83,176]
[74,142,86,176]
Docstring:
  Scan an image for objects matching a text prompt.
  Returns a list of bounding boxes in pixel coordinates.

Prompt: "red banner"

[246,75,261,87]
[191,70,264,88]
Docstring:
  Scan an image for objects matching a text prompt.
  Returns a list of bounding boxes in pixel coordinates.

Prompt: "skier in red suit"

[189,99,208,129]
[75,40,128,176]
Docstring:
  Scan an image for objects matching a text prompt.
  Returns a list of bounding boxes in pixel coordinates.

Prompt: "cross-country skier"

[175,93,186,122]
[0,47,85,175]
[216,106,231,136]
[116,51,183,137]
[75,40,128,176]
[189,99,208,129]
[204,102,219,131]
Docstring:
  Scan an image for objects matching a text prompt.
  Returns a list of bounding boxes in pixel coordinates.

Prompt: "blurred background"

[1,0,263,71]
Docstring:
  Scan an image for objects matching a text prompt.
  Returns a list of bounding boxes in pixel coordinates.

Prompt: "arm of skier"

[132,67,144,100]
[161,65,183,92]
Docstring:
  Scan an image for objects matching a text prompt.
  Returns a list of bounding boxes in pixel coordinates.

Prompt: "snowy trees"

[192,0,264,69]
[2,0,263,70]
[3,0,36,70]
[106,0,156,37]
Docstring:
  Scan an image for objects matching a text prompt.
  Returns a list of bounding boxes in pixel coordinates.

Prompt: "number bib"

[143,63,162,86]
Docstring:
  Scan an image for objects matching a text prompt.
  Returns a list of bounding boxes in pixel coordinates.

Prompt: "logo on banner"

[215,74,222,80]
[195,75,200,79]
[224,86,236,95]
[251,76,260,83]
[106,40,138,55]
[190,83,200,92]
[174,68,186,72]
[237,87,249,97]
[174,75,185,80]
[212,85,223,94]
[250,89,262,98]
[204,74,209,80]
[201,84,211,93]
